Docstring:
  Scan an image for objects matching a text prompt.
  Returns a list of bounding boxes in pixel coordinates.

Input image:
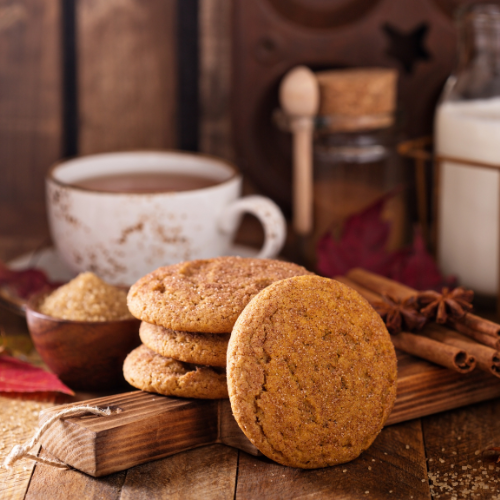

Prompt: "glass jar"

[309,118,406,270]
[435,3,500,296]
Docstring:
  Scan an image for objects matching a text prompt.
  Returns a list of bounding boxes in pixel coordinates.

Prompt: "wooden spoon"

[279,66,319,237]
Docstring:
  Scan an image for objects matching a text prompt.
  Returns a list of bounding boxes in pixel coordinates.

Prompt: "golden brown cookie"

[127,257,313,333]
[227,275,397,469]
[140,321,229,367]
[123,344,228,399]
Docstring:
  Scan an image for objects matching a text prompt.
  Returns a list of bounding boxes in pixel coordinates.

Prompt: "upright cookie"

[227,275,397,469]
[123,345,228,399]
[127,257,313,333]
[140,322,229,367]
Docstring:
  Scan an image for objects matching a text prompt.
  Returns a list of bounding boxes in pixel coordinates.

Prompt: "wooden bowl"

[26,295,141,391]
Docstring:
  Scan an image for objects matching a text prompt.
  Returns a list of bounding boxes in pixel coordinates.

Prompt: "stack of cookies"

[123,256,313,399]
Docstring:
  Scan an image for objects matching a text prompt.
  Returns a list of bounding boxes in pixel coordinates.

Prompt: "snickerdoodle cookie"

[140,321,229,367]
[227,275,397,469]
[123,344,228,399]
[127,257,313,333]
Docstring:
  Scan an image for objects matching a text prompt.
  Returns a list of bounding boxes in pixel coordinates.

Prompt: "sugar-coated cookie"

[140,321,229,367]
[127,257,313,333]
[123,344,228,399]
[227,275,397,469]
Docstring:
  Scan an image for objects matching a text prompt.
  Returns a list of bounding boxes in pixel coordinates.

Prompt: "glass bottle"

[435,3,500,296]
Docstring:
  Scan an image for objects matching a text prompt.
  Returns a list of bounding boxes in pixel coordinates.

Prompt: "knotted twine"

[3,405,118,470]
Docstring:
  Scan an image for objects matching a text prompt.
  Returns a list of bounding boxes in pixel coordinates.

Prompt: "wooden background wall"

[0,0,477,256]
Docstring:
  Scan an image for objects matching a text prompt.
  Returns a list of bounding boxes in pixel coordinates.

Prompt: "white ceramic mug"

[46,151,286,285]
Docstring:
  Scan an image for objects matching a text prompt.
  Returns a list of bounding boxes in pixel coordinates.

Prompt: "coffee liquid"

[73,172,220,193]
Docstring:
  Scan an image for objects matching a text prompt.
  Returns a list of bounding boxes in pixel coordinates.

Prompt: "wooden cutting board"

[38,350,500,477]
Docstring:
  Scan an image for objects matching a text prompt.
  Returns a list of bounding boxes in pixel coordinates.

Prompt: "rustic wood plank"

[199,0,233,161]
[218,398,261,457]
[77,0,177,154]
[422,399,500,499]
[38,392,221,477]
[0,397,52,500]
[0,0,61,239]
[235,419,430,499]
[38,392,259,477]
[25,449,126,500]
[0,444,40,500]
[0,237,51,264]
[120,444,238,500]
[388,352,500,425]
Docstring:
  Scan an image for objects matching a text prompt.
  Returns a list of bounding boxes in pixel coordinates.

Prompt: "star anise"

[417,287,473,324]
[372,294,427,335]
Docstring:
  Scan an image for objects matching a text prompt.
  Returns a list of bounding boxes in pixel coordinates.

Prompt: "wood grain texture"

[0,444,39,500]
[389,352,500,425]
[120,444,237,500]
[0,0,61,239]
[77,0,177,154]
[26,304,140,390]
[199,0,234,161]
[26,449,126,500]
[422,399,500,498]
[218,398,260,456]
[38,391,223,477]
[235,420,430,499]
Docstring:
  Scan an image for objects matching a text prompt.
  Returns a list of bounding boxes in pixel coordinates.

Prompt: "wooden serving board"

[38,350,500,477]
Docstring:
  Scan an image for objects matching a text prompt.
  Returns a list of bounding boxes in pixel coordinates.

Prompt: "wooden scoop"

[279,66,319,237]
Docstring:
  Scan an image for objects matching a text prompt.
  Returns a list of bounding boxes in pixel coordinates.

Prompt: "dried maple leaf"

[417,287,474,324]
[372,294,427,335]
[0,355,74,395]
[0,260,60,300]
[316,196,399,278]
[316,196,454,291]
[389,228,456,291]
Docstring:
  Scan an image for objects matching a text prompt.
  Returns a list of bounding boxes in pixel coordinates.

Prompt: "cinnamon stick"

[335,276,388,304]
[390,332,475,374]
[336,276,476,374]
[347,268,500,348]
[422,323,500,378]
[457,314,500,338]
[448,319,500,350]
[347,268,416,301]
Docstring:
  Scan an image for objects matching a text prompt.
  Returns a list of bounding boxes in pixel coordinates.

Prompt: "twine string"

[3,405,117,470]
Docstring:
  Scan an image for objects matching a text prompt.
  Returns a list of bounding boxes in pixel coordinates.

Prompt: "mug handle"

[218,195,287,259]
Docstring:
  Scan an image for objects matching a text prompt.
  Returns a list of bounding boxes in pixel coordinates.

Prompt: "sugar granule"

[39,272,133,321]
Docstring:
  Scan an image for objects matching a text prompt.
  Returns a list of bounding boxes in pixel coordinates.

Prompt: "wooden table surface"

[2,237,500,500]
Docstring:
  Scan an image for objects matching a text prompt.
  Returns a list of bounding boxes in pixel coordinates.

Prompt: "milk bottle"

[435,4,500,296]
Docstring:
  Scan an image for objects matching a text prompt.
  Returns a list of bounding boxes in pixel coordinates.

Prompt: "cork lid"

[315,68,398,132]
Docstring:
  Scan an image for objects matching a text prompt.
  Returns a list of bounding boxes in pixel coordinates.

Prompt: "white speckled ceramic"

[46,151,286,285]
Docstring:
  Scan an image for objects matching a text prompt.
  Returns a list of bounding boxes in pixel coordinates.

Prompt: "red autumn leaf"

[0,355,74,395]
[316,195,454,291]
[0,260,61,299]
[390,228,456,291]
[317,196,401,277]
